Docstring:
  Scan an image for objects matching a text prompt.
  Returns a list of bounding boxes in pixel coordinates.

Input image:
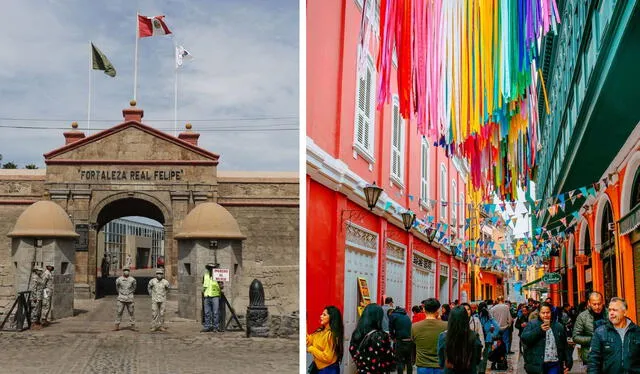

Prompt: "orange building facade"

[551,126,640,323]
[306,1,472,369]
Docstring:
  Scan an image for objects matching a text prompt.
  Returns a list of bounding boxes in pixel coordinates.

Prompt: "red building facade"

[307,1,470,368]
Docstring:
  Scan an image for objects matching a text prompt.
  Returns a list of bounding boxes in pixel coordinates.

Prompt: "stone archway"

[578,218,593,299]
[620,151,640,217]
[89,192,173,297]
[594,195,616,302]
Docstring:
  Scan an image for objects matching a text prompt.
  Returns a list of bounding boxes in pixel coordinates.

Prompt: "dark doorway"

[600,202,616,303]
[584,225,593,297]
[136,248,151,269]
[95,198,165,298]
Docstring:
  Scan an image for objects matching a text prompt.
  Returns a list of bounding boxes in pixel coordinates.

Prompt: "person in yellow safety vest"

[201,263,224,332]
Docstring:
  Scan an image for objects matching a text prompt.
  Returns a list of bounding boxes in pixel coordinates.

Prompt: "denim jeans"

[417,367,443,374]
[543,361,561,374]
[500,328,511,352]
[395,340,413,374]
[203,296,220,330]
[318,363,339,374]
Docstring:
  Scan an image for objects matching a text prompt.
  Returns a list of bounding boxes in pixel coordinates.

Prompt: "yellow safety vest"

[203,273,221,297]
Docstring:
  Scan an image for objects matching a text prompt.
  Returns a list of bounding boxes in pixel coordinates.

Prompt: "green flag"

[91,43,116,77]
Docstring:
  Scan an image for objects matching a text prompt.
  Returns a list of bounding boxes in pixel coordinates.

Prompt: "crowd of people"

[306,292,640,374]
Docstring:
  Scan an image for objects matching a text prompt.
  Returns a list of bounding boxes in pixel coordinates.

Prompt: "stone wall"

[0,169,300,322]
[0,170,46,314]
[225,206,299,315]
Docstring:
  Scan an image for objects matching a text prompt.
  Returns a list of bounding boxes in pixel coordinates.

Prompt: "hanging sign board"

[357,277,371,317]
[542,272,562,284]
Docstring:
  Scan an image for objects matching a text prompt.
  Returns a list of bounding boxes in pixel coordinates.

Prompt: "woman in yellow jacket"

[307,305,343,374]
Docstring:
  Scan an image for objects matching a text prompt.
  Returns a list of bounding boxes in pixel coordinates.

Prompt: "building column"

[406,234,414,310]
[377,218,387,302]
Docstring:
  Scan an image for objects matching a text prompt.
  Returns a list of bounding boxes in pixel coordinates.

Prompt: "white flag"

[176,45,193,68]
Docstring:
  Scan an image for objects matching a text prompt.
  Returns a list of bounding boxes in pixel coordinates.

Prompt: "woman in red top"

[412,305,426,323]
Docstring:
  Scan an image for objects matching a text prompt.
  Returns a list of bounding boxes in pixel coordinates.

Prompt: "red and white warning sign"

[213,268,230,282]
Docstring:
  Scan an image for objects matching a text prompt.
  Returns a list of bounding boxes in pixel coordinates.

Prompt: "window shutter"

[363,67,373,151]
[356,73,367,146]
[421,141,428,202]
[391,99,400,178]
[354,55,375,157]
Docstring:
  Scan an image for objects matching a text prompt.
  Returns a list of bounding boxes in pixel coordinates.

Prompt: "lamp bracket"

[341,209,365,229]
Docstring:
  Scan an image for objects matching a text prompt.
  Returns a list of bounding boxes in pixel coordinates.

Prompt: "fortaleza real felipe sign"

[79,169,184,181]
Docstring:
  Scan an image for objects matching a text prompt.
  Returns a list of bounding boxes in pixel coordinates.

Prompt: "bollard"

[246,279,269,337]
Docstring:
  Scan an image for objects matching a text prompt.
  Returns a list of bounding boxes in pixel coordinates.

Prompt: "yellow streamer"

[538,68,551,115]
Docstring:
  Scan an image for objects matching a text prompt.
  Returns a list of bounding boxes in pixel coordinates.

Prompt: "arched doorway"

[93,197,168,297]
[599,201,616,303]
[582,224,593,300]
[569,236,579,306]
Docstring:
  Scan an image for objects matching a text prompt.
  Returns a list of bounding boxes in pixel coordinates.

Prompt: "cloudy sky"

[0,0,299,171]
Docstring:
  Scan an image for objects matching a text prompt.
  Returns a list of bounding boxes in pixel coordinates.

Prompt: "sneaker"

[130,326,138,332]
[159,327,168,332]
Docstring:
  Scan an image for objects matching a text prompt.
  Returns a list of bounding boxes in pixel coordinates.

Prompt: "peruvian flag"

[138,15,172,38]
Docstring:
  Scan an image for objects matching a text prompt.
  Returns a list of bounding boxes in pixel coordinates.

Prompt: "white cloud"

[0,0,299,171]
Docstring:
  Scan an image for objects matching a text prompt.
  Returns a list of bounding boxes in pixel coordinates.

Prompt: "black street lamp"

[401,211,416,231]
[363,182,383,210]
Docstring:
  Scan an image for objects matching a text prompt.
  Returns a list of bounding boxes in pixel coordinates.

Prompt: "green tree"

[25,164,38,169]
[2,162,17,169]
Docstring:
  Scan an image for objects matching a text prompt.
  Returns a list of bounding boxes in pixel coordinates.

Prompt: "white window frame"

[353,49,376,162]
[440,163,447,220]
[390,95,405,187]
[420,137,430,210]
[460,191,465,238]
[451,180,457,228]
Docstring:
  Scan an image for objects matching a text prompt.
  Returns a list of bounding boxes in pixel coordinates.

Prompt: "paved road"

[0,296,298,374]
[483,332,587,374]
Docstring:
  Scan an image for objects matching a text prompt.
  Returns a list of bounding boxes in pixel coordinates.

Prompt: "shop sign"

[357,277,371,317]
[542,272,562,284]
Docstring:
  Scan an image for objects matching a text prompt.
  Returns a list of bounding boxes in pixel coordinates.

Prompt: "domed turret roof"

[175,202,246,240]
[8,201,79,238]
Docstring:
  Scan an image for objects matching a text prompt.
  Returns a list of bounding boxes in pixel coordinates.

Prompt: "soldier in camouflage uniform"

[40,264,54,326]
[147,268,170,331]
[114,267,137,331]
[29,266,44,329]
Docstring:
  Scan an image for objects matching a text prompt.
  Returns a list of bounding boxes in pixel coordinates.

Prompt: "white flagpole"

[88,41,93,130]
[134,12,139,101]
[174,44,178,136]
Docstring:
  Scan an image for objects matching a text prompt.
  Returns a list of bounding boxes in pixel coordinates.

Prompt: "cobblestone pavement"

[484,332,587,374]
[0,296,298,374]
